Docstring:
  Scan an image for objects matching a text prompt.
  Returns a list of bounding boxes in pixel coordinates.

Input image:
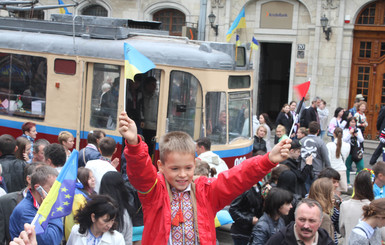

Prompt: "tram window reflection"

[90,63,120,130]
[206,92,227,144]
[0,53,47,119]
[228,92,251,142]
[166,71,202,140]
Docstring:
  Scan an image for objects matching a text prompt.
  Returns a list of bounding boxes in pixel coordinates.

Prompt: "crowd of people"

[2,92,385,245]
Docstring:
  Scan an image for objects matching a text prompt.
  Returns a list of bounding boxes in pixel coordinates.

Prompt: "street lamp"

[320,15,332,41]
[208,12,218,36]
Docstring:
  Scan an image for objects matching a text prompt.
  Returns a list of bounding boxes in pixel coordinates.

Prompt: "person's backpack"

[350,136,364,162]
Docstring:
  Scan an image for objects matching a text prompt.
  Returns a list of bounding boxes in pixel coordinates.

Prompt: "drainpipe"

[198,0,207,40]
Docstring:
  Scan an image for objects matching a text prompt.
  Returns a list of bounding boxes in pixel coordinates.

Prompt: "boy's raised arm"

[119,111,139,145]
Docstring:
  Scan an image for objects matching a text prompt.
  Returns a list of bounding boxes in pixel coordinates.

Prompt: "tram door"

[257,43,291,121]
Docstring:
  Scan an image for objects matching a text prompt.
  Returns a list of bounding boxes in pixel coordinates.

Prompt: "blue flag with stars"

[32,150,78,234]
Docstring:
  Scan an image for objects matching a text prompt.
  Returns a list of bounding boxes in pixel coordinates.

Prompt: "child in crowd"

[118,111,291,244]
[372,161,385,199]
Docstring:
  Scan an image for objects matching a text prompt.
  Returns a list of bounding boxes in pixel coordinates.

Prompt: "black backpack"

[350,136,363,162]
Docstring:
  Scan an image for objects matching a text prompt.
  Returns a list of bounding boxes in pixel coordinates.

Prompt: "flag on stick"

[32,150,79,234]
[250,37,259,51]
[58,0,71,15]
[235,34,241,61]
[289,80,311,136]
[124,43,155,81]
[226,7,246,42]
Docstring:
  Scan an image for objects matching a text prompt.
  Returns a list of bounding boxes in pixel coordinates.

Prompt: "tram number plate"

[234,156,247,166]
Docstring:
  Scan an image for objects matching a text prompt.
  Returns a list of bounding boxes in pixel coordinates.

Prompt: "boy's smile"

[158,152,195,192]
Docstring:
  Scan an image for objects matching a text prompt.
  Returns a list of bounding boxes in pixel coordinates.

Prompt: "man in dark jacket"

[229,184,264,244]
[369,106,385,165]
[280,140,313,197]
[266,199,334,245]
[0,134,26,193]
[300,97,320,128]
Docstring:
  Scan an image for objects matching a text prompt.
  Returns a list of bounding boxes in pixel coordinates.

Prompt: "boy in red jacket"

[118,111,291,245]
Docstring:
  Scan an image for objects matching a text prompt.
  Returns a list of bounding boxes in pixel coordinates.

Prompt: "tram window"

[206,92,227,144]
[54,59,76,75]
[167,71,202,140]
[0,53,47,120]
[89,63,120,130]
[228,75,250,89]
[228,92,251,142]
[236,47,246,67]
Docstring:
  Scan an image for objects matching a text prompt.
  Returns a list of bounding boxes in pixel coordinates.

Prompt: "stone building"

[2,0,383,139]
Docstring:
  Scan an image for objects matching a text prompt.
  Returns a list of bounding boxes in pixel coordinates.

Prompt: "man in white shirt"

[196,137,228,177]
[86,137,118,193]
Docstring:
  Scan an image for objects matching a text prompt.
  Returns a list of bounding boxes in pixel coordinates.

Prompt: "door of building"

[350,0,385,139]
[257,43,291,121]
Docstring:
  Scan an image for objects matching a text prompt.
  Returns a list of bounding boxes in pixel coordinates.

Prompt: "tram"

[0,14,254,168]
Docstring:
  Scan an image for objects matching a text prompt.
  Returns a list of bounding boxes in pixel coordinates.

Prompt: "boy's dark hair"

[21,122,36,134]
[263,187,293,218]
[373,161,385,177]
[75,194,118,234]
[33,139,50,154]
[44,143,66,167]
[98,137,116,156]
[308,121,320,135]
[290,139,301,150]
[268,165,290,184]
[0,134,16,155]
[318,167,341,181]
[353,170,374,201]
[87,130,106,146]
[196,137,211,151]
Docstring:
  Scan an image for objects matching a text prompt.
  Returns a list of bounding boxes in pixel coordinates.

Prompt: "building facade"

[2,0,383,139]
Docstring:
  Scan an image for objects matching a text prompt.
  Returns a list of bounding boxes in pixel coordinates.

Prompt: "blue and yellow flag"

[124,43,155,81]
[58,0,70,15]
[214,210,234,227]
[251,37,259,51]
[236,34,241,47]
[226,7,246,42]
[33,150,78,234]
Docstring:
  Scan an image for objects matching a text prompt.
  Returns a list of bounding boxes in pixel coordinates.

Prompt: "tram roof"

[0,16,238,70]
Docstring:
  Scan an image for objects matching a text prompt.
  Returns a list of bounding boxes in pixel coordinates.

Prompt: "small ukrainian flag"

[236,34,241,47]
[124,43,155,81]
[251,37,259,51]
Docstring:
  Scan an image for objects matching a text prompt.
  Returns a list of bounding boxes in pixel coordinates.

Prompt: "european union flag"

[32,150,78,234]
[226,7,246,42]
[58,0,71,15]
[124,43,155,81]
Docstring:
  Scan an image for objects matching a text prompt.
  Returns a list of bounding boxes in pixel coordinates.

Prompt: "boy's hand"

[268,139,292,163]
[305,155,313,165]
[118,111,138,145]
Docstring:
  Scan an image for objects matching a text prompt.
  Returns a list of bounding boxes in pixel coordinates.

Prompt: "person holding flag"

[9,165,62,245]
[9,150,79,245]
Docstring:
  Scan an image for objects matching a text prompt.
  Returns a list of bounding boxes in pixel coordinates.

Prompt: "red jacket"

[124,138,277,245]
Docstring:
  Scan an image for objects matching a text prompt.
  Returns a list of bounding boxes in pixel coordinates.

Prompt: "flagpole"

[249,48,253,64]
[235,44,238,61]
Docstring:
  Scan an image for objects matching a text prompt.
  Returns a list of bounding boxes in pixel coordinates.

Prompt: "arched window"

[81,4,108,17]
[153,9,185,36]
[356,1,385,25]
